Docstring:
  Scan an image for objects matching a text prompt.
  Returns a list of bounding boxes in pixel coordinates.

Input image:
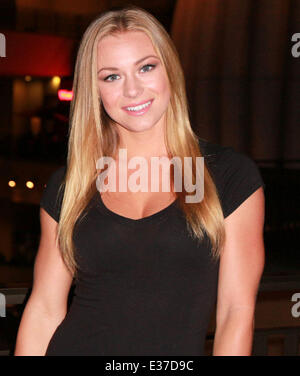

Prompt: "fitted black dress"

[40,139,265,356]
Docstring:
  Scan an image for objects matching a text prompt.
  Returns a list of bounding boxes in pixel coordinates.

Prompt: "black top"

[40,139,265,356]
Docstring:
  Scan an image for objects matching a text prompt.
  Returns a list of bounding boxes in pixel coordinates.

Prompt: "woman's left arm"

[213,186,265,356]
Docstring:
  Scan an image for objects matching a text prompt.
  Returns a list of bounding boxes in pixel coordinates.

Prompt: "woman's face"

[97,31,171,133]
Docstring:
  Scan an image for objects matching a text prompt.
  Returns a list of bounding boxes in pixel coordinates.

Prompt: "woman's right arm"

[14,208,74,356]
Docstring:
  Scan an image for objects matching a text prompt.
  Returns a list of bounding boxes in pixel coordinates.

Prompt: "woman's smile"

[122,98,154,116]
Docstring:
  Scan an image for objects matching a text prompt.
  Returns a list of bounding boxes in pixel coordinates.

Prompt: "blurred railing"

[205,326,300,356]
[252,327,300,356]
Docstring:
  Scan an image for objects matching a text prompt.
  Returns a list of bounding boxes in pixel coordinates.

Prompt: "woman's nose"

[123,75,143,98]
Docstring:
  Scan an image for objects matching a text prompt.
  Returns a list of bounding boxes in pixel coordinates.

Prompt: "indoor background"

[0,0,299,356]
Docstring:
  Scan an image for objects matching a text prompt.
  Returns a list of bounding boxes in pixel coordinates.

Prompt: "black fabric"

[40,139,265,356]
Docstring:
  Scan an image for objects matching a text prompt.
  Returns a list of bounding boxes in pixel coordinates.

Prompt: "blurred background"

[0,0,299,356]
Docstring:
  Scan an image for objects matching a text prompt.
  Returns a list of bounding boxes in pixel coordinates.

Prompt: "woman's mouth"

[122,99,154,116]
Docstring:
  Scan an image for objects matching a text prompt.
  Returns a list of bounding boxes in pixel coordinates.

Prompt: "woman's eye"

[103,64,156,82]
[104,74,119,82]
[140,64,156,73]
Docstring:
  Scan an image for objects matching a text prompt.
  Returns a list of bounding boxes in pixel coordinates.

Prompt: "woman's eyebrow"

[97,55,159,74]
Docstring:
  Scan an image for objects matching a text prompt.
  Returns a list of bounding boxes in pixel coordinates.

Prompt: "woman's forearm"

[212,311,255,356]
[14,300,66,356]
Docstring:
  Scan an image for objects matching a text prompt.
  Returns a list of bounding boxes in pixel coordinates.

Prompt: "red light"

[58,89,73,101]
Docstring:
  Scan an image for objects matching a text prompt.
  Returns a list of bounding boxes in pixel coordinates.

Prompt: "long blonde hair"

[57,5,225,279]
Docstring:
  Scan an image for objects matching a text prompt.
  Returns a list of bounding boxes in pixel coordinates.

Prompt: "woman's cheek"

[149,74,169,92]
[99,89,118,111]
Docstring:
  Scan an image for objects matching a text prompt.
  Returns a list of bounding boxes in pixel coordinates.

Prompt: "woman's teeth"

[126,100,151,111]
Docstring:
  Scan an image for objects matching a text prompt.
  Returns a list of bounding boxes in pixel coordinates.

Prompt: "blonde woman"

[14,6,265,356]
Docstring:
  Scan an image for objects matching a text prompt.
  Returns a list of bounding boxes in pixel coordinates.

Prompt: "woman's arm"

[213,186,265,356]
[14,208,73,356]
[14,297,67,356]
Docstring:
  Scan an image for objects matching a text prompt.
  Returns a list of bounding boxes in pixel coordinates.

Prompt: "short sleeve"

[40,166,66,222]
[212,147,265,219]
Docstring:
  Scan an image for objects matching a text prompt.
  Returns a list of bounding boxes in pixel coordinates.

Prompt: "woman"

[14,6,265,356]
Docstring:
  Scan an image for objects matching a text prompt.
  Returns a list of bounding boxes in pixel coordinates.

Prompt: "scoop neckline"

[93,191,178,226]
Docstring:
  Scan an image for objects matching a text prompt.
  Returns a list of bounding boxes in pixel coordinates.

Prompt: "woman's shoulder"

[199,137,235,162]
[51,165,67,180]
[198,137,259,172]
[40,165,67,222]
[198,138,265,218]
